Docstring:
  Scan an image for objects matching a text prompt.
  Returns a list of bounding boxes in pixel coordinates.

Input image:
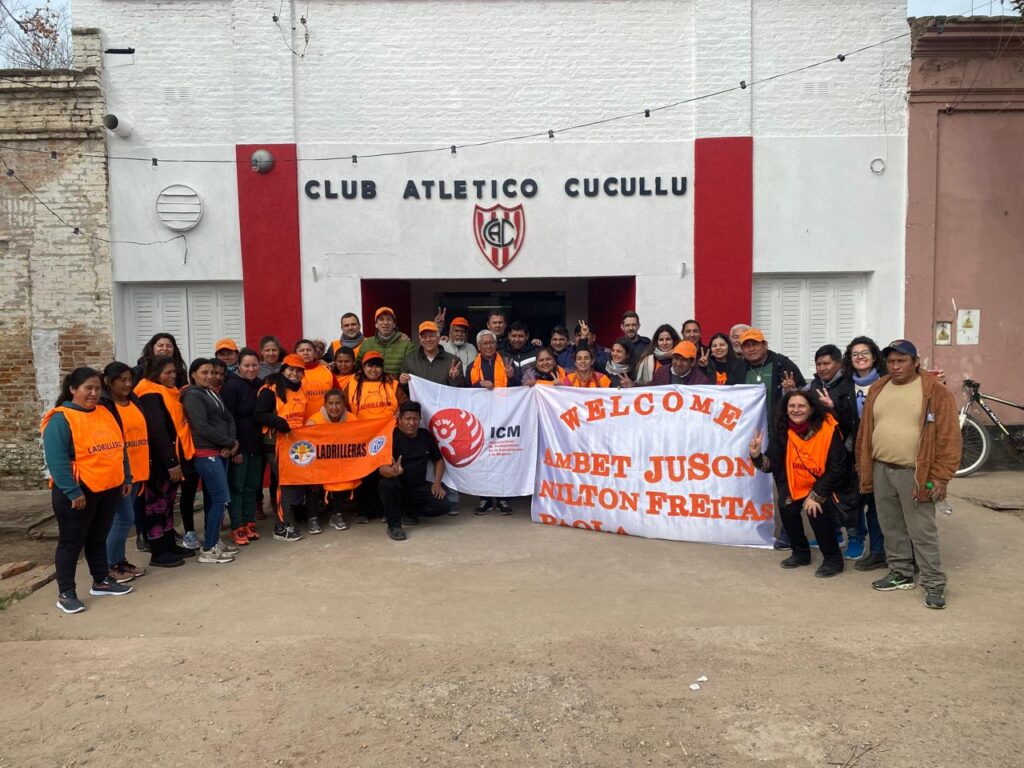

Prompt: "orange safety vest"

[260,383,309,435]
[345,378,399,421]
[134,378,195,460]
[333,372,354,392]
[533,366,568,386]
[41,406,126,492]
[785,415,837,500]
[567,371,611,388]
[331,339,362,359]
[116,400,150,483]
[304,410,360,492]
[301,363,336,420]
[470,354,509,387]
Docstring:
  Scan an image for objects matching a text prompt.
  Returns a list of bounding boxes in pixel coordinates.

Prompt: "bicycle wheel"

[956,416,989,477]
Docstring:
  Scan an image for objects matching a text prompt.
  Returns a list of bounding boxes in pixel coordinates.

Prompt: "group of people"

[41,305,961,615]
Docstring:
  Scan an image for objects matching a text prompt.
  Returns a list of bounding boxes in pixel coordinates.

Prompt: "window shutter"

[187,287,218,357]
[218,286,245,345]
[778,279,804,365]
[806,279,832,363]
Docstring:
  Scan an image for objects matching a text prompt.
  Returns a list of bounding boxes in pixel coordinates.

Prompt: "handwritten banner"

[532,385,773,547]
[276,417,394,486]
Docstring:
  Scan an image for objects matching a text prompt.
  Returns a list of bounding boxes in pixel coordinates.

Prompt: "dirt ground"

[1,476,1022,768]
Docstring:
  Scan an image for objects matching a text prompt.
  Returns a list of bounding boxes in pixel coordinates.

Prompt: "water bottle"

[926,482,953,516]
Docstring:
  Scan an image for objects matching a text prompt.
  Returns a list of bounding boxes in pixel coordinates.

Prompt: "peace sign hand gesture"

[748,429,764,459]
[781,371,797,393]
[816,387,834,409]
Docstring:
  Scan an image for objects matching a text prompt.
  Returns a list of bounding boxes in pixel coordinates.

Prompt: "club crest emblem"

[473,204,525,271]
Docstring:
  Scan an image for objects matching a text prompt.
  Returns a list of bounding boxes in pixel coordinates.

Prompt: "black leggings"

[779,497,843,563]
[179,459,199,532]
[53,486,120,593]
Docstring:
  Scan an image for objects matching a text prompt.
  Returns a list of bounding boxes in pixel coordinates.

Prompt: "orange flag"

[277,417,394,486]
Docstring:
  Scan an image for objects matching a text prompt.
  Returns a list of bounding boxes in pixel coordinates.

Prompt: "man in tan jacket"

[856,340,961,609]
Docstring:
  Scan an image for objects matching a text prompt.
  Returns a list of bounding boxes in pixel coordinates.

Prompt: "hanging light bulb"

[351,155,358,165]
[548,130,555,141]
[451,145,457,157]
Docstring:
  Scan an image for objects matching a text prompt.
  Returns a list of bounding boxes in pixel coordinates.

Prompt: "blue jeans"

[843,506,868,545]
[864,492,886,555]
[105,483,140,566]
[194,455,230,550]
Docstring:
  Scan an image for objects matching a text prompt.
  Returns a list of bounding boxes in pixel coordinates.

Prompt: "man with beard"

[440,316,477,369]
[324,312,364,362]
[620,311,651,351]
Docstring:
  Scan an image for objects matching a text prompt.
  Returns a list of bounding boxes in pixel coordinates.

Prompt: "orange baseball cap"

[214,338,238,352]
[374,306,396,320]
[281,353,305,369]
[418,321,439,334]
[672,341,697,358]
[739,328,765,344]
[450,316,470,328]
[362,351,384,364]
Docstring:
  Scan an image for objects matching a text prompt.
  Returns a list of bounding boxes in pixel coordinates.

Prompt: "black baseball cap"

[882,339,918,358]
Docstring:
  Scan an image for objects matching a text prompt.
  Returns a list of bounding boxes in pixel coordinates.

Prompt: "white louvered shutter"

[778,279,804,365]
[218,286,245,345]
[187,287,218,357]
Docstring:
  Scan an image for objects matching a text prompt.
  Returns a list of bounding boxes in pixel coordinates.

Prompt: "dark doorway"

[433,290,566,342]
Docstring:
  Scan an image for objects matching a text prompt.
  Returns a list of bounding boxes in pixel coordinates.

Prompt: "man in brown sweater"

[856,340,961,609]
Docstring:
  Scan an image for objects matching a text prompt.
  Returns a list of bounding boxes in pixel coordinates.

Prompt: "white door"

[123,283,245,364]
[751,274,865,375]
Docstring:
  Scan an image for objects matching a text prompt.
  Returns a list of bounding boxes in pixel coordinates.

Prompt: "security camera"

[102,114,133,138]
[251,149,274,174]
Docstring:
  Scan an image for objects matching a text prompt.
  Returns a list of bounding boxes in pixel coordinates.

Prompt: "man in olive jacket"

[856,339,961,609]
[399,321,466,388]
[358,306,415,376]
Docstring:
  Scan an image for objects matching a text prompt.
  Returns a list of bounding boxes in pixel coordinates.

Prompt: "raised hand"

[816,387,834,409]
[449,359,461,379]
[434,307,447,326]
[698,350,709,368]
[781,371,797,392]
[748,429,764,458]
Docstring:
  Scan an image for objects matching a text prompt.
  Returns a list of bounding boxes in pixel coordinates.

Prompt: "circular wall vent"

[156,184,203,231]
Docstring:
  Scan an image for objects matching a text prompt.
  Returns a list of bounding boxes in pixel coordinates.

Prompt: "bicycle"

[956,379,1024,477]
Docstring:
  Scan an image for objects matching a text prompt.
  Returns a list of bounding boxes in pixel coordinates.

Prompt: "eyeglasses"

[850,351,873,359]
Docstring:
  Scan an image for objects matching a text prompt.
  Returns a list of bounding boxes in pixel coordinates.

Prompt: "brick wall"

[0,29,113,488]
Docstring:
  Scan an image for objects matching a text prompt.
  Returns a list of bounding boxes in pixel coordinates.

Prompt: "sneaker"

[872,570,916,591]
[135,532,150,552]
[198,547,234,564]
[307,515,323,535]
[925,586,946,610]
[56,590,86,614]
[355,513,370,524]
[231,526,250,546]
[844,538,865,560]
[245,521,261,540]
[329,513,349,531]
[387,526,407,541]
[448,506,460,516]
[772,531,791,550]
[815,561,844,578]
[89,578,133,597]
[497,500,513,515]
[118,560,147,579]
[402,514,420,526]
[854,552,888,571]
[214,539,240,555]
[108,565,136,584]
[273,525,303,542]
[779,555,811,569]
[475,499,493,516]
[181,531,201,550]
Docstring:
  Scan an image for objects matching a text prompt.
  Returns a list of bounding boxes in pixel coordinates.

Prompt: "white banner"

[409,376,537,497]
[532,385,774,547]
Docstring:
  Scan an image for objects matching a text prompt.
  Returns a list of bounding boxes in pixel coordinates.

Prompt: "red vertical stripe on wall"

[693,137,753,336]
[587,276,636,347]
[359,280,412,335]
[235,143,303,349]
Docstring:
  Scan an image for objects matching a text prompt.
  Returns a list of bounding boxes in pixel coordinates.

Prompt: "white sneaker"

[214,539,239,555]
[198,547,234,564]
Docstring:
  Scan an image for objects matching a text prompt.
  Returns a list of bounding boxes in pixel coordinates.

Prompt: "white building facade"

[75,0,909,371]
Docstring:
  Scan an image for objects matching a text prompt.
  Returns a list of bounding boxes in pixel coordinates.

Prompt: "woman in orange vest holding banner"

[331,346,357,392]
[566,345,611,388]
[100,362,150,584]
[345,351,404,523]
[748,389,849,578]
[135,356,197,568]
[295,338,336,420]
[42,368,134,614]
[306,389,358,532]
[522,347,568,386]
[254,353,308,542]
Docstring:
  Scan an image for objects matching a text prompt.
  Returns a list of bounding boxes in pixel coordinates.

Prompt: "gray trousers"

[872,463,945,588]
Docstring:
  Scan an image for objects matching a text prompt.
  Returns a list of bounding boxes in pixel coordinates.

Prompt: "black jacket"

[221,374,263,455]
[135,390,181,478]
[253,379,303,435]
[743,350,806,411]
[809,372,859,450]
[182,387,237,451]
[762,422,849,503]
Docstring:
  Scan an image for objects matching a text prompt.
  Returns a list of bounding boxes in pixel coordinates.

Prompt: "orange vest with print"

[567,371,611,388]
[261,384,308,435]
[41,406,126,492]
[116,400,150,483]
[133,379,195,460]
[345,378,400,421]
[301,363,336,419]
[333,372,354,392]
[305,411,360,492]
[470,355,509,387]
[785,415,837,500]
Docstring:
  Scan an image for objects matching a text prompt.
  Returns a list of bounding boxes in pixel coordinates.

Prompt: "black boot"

[149,534,184,568]
[164,530,195,559]
[135,531,150,553]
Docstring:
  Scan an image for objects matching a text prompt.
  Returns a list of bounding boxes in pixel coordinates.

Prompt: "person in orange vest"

[253,353,308,542]
[324,311,364,363]
[100,362,150,584]
[565,345,611,388]
[42,368,134,614]
[134,355,196,568]
[306,389,359,532]
[331,346,357,392]
[749,389,849,578]
[521,347,568,386]
[469,330,518,516]
[295,338,336,420]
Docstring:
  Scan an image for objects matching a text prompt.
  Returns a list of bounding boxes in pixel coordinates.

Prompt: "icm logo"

[429,408,485,467]
[490,425,520,438]
[288,440,317,467]
[368,436,386,456]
